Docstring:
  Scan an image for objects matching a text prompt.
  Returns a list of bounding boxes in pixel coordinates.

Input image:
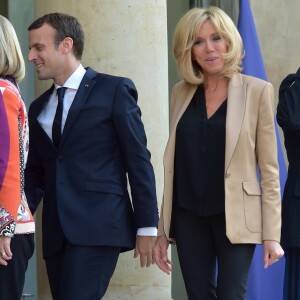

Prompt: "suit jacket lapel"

[30,86,56,147]
[225,73,247,171]
[60,68,96,147]
[30,86,54,121]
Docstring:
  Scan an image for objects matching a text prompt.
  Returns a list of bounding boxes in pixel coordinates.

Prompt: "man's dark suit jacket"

[277,67,300,249]
[25,67,158,258]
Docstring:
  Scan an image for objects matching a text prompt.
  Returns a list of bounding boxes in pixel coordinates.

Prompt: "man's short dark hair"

[28,12,84,60]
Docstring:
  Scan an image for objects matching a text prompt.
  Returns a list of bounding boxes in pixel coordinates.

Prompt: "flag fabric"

[237,0,287,299]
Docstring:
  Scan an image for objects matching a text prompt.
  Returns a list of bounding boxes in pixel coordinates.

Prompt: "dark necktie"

[52,87,66,147]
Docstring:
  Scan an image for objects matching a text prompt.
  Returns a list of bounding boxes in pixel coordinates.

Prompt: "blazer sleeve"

[112,78,158,229]
[157,82,183,238]
[157,86,178,237]
[0,85,21,236]
[256,82,281,242]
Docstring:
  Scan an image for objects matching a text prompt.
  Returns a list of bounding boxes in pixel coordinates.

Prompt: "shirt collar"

[54,64,86,90]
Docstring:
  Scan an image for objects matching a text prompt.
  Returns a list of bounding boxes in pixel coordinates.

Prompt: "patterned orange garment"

[0,78,34,237]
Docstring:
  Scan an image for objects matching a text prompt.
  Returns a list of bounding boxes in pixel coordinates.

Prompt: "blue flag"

[237,0,287,299]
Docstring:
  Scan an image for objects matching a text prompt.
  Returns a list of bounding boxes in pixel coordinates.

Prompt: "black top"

[174,85,227,216]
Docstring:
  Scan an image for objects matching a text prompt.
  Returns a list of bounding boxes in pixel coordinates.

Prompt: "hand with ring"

[263,240,284,269]
[0,236,13,266]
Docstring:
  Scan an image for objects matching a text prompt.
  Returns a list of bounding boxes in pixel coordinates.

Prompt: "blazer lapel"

[170,85,197,132]
[225,73,247,171]
[60,68,96,147]
[165,83,197,169]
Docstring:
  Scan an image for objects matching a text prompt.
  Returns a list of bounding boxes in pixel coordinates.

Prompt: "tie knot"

[57,87,66,102]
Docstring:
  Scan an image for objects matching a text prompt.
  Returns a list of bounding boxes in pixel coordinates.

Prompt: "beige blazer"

[158,73,281,244]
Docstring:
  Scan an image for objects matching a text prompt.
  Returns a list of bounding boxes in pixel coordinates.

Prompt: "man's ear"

[61,37,74,54]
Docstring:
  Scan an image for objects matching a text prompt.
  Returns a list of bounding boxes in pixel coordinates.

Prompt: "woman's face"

[192,20,227,77]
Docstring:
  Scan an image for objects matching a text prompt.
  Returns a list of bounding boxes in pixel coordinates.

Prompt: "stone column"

[33,0,170,299]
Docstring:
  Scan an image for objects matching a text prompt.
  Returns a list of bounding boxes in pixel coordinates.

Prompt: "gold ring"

[1,251,6,257]
[274,259,279,263]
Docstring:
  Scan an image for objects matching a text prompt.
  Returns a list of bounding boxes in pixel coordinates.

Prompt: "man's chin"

[37,73,50,81]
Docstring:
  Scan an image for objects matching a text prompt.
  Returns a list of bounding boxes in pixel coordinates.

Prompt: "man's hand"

[263,240,284,269]
[0,236,12,266]
[134,236,157,267]
[153,235,172,275]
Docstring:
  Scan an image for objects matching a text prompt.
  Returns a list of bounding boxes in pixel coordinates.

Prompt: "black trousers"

[45,241,121,300]
[283,247,300,300]
[0,233,35,300]
[174,207,255,300]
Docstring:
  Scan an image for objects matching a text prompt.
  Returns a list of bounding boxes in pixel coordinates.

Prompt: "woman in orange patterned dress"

[0,15,35,300]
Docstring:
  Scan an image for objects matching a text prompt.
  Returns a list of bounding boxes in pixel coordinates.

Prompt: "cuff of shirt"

[137,227,157,236]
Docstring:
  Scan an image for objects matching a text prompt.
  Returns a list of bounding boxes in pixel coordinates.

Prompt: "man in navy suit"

[25,13,158,300]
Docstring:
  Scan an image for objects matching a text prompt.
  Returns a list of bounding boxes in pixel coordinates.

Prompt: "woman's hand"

[153,235,172,274]
[0,236,12,266]
[263,240,284,269]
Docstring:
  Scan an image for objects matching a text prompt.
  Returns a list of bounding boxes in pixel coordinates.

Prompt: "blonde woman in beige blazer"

[153,7,284,300]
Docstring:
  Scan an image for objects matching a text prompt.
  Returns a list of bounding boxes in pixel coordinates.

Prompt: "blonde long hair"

[173,7,243,85]
[0,15,25,83]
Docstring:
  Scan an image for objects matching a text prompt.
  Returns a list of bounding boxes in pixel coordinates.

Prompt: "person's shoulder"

[172,79,194,94]
[85,67,134,85]
[173,80,185,89]
[279,67,300,93]
[0,77,17,91]
[236,74,274,94]
[240,73,270,87]
[0,77,8,87]
[0,78,21,102]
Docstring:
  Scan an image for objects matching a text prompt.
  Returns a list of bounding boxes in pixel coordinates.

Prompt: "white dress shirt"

[37,64,156,237]
[38,64,86,138]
